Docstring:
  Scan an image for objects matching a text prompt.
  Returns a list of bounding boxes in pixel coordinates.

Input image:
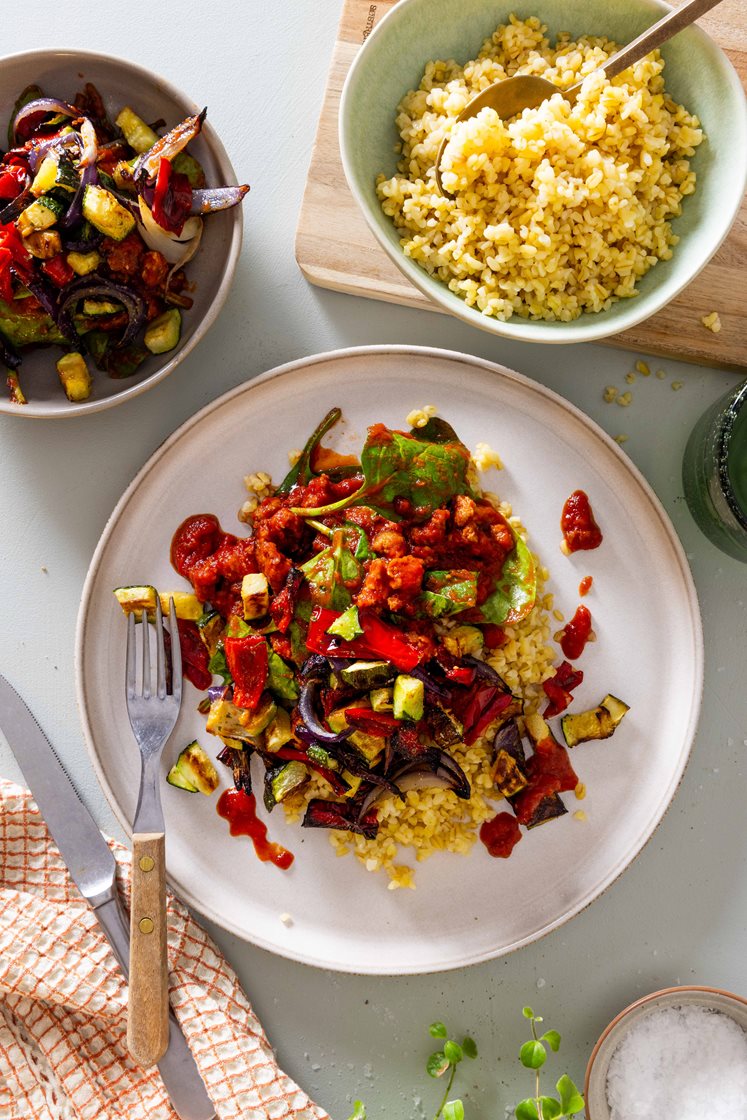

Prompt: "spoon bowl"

[435,0,722,197]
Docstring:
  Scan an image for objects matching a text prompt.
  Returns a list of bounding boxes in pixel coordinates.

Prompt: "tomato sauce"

[512,738,579,825]
[480,811,522,858]
[560,604,592,660]
[216,789,294,870]
[561,490,603,553]
[578,575,593,596]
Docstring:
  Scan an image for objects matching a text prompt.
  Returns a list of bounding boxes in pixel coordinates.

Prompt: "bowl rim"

[0,47,244,420]
[584,984,747,1118]
[339,0,747,345]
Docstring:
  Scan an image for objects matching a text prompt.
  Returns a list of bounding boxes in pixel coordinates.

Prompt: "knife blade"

[0,673,216,1120]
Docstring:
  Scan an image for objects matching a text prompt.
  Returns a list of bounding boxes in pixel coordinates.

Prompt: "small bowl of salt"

[585,986,747,1119]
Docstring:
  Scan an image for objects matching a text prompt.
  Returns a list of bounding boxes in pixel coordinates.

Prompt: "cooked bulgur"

[376,15,704,322]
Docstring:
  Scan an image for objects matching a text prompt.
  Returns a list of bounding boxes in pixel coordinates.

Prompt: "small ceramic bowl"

[339,0,747,345]
[0,49,244,418]
[585,985,747,1119]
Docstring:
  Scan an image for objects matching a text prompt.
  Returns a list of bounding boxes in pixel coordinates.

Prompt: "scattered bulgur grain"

[635,360,651,376]
[614,434,629,444]
[603,386,619,403]
[617,391,633,407]
[288,448,302,466]
[405,404,436,428]
[552,609,565,622]
[575,782,587,800]
[279,912,293,927]
[671,380,683,391]
[625,372,636,385]
[701,311,722,333]
[573,810,588,822]
[560,539,571,556]
[553,628,565,643]
[473,442,503,471]
[656,369,667,380]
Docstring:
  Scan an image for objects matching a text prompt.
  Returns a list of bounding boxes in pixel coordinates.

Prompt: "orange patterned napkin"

[0,779,329,1120]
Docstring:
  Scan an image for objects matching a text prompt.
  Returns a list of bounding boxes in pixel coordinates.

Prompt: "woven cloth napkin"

[0,778,329,1120]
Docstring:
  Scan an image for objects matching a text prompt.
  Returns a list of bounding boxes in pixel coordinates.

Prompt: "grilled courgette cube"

[56,352,92,402]
[264,707,294,752]
[561,694,630,748]
[17,196,65,236]
[67,249,101,276]
[338,660,394,690]
[442,625,484,658]
[206,694,277,741]
[393,675,424,721]
[492,749,528,798]
[167,741,219,794]
[144,308,182,355]
[31,157,78,197]
[197,610,224,656]
[82,185,135,241]
[524,710,554,747]
[116,106,160,153]
[327,706,385,764]
[112,586,202,621]
[369,686,394,712]
[263,760,309,812]
[159,591,202,621]
[240,572,269,620]
[113,585,158,614]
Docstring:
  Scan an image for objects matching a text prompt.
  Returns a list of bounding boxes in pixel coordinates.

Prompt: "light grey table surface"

[1,4,745,1118]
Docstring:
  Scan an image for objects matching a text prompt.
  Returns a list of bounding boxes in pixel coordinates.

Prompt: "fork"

[125,597,182,1068]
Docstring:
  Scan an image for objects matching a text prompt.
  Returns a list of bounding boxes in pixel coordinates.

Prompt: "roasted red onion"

[132,108,207,182]
[13,97,80,143]
[189,184,250,214]
[58,278,146,346]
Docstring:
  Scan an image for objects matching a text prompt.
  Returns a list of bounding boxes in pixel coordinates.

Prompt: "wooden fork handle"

[127,831,169,1068]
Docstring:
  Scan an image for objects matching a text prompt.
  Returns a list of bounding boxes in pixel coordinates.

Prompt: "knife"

[0,673,216,1120]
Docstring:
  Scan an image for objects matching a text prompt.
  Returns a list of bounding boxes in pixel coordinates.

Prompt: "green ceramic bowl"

[339,0,747,344]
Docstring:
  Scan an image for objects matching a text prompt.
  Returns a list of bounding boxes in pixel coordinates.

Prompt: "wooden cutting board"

[296,0,747,371]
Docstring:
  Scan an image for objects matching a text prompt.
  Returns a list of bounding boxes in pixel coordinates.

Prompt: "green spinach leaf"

[419,570,478,618]
[479,531,536,626]
[266,648,299,702]
[276,407,343,494]
[300,529,359,609]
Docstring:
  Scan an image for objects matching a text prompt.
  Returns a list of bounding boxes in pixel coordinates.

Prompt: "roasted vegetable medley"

[116,410,628,872]
[0,82,249,404]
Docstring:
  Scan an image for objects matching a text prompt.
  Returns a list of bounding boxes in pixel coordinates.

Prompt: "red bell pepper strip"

[152,157,193,236]
[305,606,421,672]
[42,255,75,288]
[0,221,31,300]
[343,707,401,736]
[225,634,268,711]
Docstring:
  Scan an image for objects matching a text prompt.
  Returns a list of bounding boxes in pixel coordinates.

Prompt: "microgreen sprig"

[515,1008,584,1120]
[426,1021,478,1120]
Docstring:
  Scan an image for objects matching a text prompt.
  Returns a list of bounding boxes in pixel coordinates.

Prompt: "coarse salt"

[606,1004,747,1120]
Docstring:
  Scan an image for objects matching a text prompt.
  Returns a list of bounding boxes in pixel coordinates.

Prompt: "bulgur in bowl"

[339,0,747,343]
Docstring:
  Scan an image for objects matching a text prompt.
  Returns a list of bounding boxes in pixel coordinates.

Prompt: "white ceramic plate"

[76,346,703,974]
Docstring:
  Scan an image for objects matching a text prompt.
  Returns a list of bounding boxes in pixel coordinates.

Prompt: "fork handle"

[127,831,169,1068]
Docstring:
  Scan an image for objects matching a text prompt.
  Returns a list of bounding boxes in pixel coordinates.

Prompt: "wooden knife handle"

[127,831,169,1067]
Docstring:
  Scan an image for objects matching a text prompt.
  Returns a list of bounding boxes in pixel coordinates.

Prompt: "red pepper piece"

[344,707,400,736]
[152,157,193,236]
[542,660,584,718]
[225,634,268,711]
[42,255,75,288]
[482,624,508,650]
[305,606,421,672]
[0,165,27,200]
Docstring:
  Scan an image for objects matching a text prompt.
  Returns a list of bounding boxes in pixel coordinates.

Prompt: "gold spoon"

[435,0,723,198]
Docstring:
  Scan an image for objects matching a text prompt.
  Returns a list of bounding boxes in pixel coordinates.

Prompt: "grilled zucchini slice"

[167,741,219,794]
[561,694,630,748]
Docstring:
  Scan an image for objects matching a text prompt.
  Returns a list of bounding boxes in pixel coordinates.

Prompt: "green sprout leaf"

[541,1030,561,1053]
[427,1051,450,1078]
[444,1040,463,1065]
[346,1101,367,1120]
[462,1037,478,1060]
[522,1007,535,1020]
[515,1097,561,1120]
[429,1022,448,1039]
[556,1075,584,1116]
[520,1041,547,1070]
[443,1101,465,1120]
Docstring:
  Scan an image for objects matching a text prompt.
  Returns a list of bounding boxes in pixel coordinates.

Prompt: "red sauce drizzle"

[561,604,592,660]
[480,811,522,858]
[561,490,603,553]
[578,575,593,597]
[216,789,294,870]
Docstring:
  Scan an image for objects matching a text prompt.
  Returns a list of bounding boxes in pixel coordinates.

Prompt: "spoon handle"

[603,0,723,82]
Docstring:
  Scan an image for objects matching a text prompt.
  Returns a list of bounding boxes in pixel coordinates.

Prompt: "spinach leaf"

[326,604,364,640]
[300,529,359,609]
[291,422,474,517]
[419,570,478,618]
[276,407,343,494]
[266,649,299,702]
[478,531,536,626]
[409,416,460,444]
